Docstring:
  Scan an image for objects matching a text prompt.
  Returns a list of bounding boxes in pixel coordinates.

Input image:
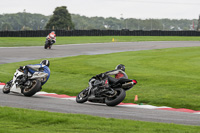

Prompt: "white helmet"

[40,60,50,67]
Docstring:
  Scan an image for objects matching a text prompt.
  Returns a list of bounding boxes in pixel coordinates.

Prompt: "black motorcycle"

[76,75,137,106]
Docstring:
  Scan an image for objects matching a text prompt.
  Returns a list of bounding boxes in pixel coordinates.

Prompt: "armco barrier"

[0,30,200,37]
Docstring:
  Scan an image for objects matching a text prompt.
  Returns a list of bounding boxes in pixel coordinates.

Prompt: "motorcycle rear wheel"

[22,80,41,97]
[76,88,89,103]
[105,88,126,106]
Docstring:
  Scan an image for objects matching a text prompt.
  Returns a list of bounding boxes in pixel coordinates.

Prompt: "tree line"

[0,6,198,31]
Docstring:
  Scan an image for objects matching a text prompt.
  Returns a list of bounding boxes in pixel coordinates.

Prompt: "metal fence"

[0,30,200,37]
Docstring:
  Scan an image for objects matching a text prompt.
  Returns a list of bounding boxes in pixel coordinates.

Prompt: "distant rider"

[46,31,56,45]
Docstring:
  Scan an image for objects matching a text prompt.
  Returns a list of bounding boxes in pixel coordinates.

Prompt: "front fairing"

[12,69,24,84]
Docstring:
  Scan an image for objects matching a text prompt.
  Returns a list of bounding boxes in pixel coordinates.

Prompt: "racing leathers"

[22,64,50,86]
[105,69,128,79]
[89,69,128,89]
[46,33,56,44]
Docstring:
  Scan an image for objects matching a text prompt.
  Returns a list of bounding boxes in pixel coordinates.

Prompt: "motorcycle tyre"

[76,88,89,103]
[2,83,11,94]
[105,88,126,106]
[22,80,41,97]
[44,43,48,49]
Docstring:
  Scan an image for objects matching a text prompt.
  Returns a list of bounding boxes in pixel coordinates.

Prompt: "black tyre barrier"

[0,30,200,37]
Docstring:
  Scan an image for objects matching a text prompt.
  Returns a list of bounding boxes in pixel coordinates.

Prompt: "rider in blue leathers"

[21,60,50,86]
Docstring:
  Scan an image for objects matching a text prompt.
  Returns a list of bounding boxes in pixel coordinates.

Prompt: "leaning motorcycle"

[76,74,137,106]
[44,35,55,49]
[2,67,43,97]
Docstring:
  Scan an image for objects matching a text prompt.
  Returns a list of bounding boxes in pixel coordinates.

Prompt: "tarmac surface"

[1,41,200,64]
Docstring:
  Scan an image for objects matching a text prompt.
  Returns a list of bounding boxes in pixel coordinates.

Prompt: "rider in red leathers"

[45,31,56,49]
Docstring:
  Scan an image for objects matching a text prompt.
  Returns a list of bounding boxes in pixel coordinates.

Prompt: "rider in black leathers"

[89,64,128,88]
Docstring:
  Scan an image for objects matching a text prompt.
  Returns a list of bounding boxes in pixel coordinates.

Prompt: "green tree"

[0,12,198,31]
[45,6,74,30]
[1,23,13,30]
[0,13,49,31]
[21,26,32,30]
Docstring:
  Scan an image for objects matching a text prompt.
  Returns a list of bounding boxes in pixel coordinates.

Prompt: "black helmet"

[115,64,125,72]
[40,60,50,67]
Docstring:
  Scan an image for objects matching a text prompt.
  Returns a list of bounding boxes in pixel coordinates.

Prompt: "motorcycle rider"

[46,31,56,45]
[89,64,128,88]
[96,64,127,80]
[5,60,50,90]
[105,64,128,79]
[20,60,51,87]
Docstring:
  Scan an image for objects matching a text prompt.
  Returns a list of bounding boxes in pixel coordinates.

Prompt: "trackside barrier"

[0,30,200,37]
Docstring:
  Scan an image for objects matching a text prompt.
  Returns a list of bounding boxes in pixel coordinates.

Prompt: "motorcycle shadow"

[2,91,46,99]
[80,101,123,108]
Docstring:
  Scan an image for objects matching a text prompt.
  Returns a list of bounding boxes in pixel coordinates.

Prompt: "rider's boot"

[21,74,28,84]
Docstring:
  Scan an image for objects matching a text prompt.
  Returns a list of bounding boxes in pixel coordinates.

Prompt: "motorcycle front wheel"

[2,83,11,94]
[105,88,126,106]
[44,42,48,49]
[22,80,41,97]
[76,88,89,103]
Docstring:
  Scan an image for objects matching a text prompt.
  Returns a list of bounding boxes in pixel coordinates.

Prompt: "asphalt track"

[1,41,200,64]
[0,41,200,126]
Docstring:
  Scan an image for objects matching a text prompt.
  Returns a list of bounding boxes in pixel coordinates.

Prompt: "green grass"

[1,47,200,110]
[0,106,199,133]
[0,36,200,47]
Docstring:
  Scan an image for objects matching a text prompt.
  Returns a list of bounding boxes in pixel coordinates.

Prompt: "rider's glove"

[19,66,28,74]
[19,66,27,71]
[19,66,24,70]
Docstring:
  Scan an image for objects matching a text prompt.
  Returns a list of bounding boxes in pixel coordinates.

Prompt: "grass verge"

[0,36,200,47]
[0,106,199,133]
[0,47,200,110]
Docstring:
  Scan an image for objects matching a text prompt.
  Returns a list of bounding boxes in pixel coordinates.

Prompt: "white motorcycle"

[2,67,44,97]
